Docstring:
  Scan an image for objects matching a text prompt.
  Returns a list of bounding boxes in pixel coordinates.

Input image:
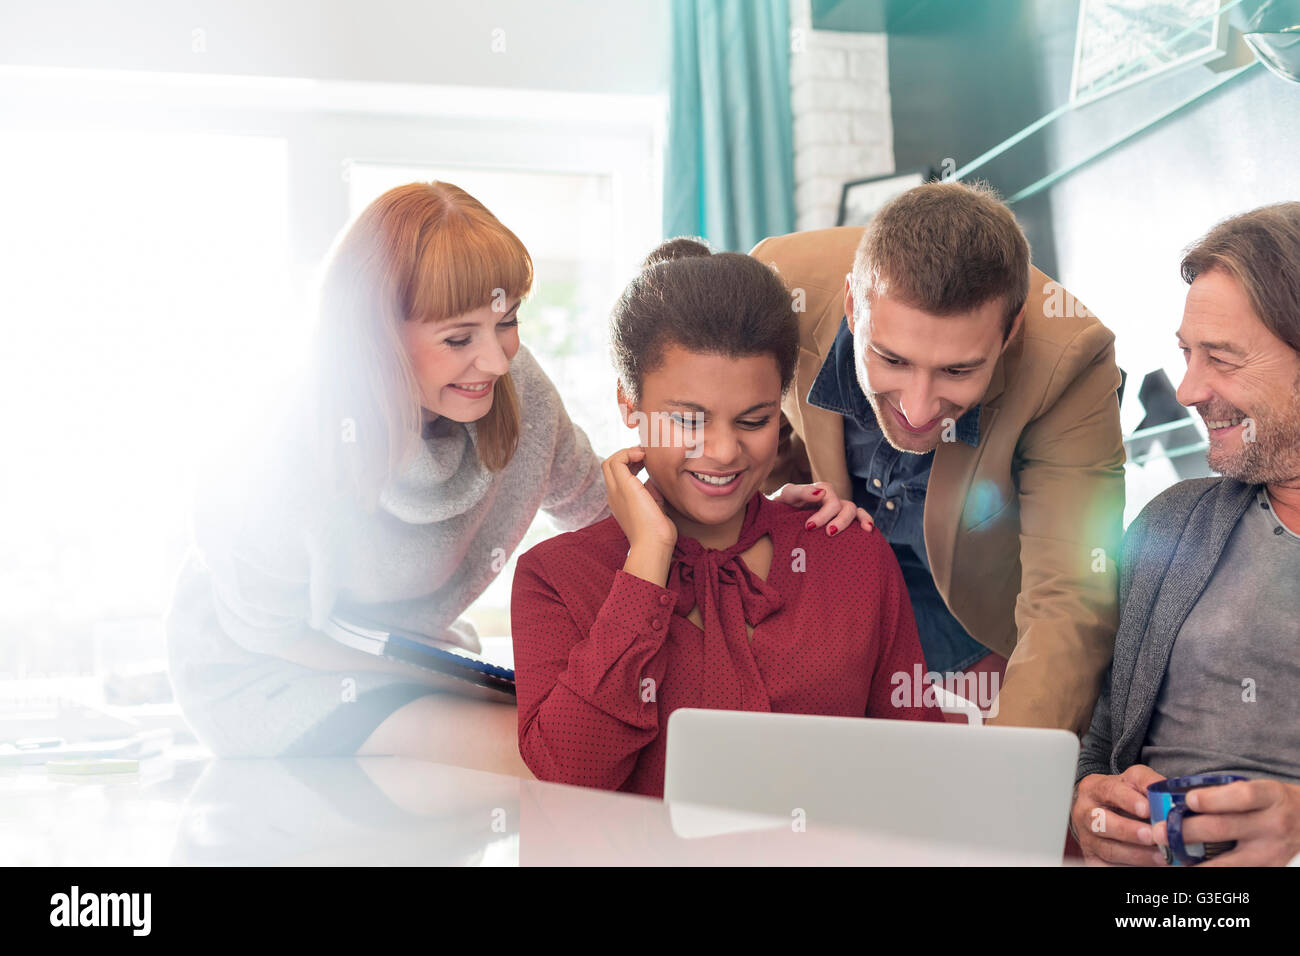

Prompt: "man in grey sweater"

[1071,203,1300,867]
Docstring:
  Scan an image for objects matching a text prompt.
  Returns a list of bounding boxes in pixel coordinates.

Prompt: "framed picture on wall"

[1070,0,1232,105]
[836,168,935,228]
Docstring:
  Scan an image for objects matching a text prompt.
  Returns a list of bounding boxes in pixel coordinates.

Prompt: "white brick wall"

[789,0,894,232]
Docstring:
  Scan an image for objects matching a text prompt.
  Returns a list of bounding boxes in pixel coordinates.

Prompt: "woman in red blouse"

[511,238,942,797]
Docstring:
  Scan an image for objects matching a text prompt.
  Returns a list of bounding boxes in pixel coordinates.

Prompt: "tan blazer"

[753,227,1125,735]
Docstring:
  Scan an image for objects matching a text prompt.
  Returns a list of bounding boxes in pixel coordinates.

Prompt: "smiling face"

[1175,268,1300,484]
[846,277,1019,453]
[620,344,783,547]
[400,299,521,422]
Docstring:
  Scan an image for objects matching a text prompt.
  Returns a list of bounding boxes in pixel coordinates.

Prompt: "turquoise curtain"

[663,0,795,252]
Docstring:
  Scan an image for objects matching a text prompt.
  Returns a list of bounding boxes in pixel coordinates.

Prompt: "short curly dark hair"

[610,237,799,402]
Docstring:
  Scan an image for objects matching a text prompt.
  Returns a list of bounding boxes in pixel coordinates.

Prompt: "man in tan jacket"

[753,181,1124,735]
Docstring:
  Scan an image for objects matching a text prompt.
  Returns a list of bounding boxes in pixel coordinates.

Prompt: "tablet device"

[322,613,516,701]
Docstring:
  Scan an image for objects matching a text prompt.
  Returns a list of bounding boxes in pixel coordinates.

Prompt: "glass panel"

[1072,0,1227,102]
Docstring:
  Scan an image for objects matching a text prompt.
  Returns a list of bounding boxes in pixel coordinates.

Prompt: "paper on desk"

[0,728,172,767]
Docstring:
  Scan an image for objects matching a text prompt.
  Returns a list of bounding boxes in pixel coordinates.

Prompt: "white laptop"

[663,709,1079,859]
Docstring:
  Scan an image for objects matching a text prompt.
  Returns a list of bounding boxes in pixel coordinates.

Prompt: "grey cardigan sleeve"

[187,412,334,658]
[513,345,611,532]
[1075,501,1154,782]
[193,487,318,658]
[543,422,610,532]
[1076,665,1115,782]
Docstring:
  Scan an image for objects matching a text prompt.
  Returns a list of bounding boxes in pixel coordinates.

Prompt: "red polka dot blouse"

[510,490,942,797]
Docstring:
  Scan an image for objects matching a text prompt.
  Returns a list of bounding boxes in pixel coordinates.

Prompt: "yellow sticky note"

[46,759,140,775]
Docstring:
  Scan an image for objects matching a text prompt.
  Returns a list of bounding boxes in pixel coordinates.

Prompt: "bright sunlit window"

[0,76,662,678]
[0,130,295,678]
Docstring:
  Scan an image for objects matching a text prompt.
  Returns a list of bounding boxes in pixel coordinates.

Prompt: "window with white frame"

[0,69,664,681]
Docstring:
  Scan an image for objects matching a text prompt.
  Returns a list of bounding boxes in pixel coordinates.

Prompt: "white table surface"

[0,745,1061,866]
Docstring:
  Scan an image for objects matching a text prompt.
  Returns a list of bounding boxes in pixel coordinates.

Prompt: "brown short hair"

[1181,202,1300,352]
[852,180,1030,338]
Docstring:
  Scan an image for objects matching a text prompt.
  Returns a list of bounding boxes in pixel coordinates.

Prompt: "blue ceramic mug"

[1147,774,1248,866]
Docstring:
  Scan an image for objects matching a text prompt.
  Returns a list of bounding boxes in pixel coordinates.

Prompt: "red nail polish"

[813,488,824,496]
[805,521,815,530]
[828,526,838,536]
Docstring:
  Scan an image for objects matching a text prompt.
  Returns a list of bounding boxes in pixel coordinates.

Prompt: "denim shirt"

[806,316,990,673]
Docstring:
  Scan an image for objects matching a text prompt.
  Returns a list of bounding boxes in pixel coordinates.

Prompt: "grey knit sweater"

[165,344,611,755]
[1076,476,1258,782]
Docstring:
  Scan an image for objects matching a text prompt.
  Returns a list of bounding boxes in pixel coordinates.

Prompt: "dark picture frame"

[836,167,936,227]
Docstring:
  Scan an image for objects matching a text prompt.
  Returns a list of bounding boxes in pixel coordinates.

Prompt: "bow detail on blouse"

[668,492,784,712]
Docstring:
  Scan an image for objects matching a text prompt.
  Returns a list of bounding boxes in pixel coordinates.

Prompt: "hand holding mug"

[1150,775,1300,866]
